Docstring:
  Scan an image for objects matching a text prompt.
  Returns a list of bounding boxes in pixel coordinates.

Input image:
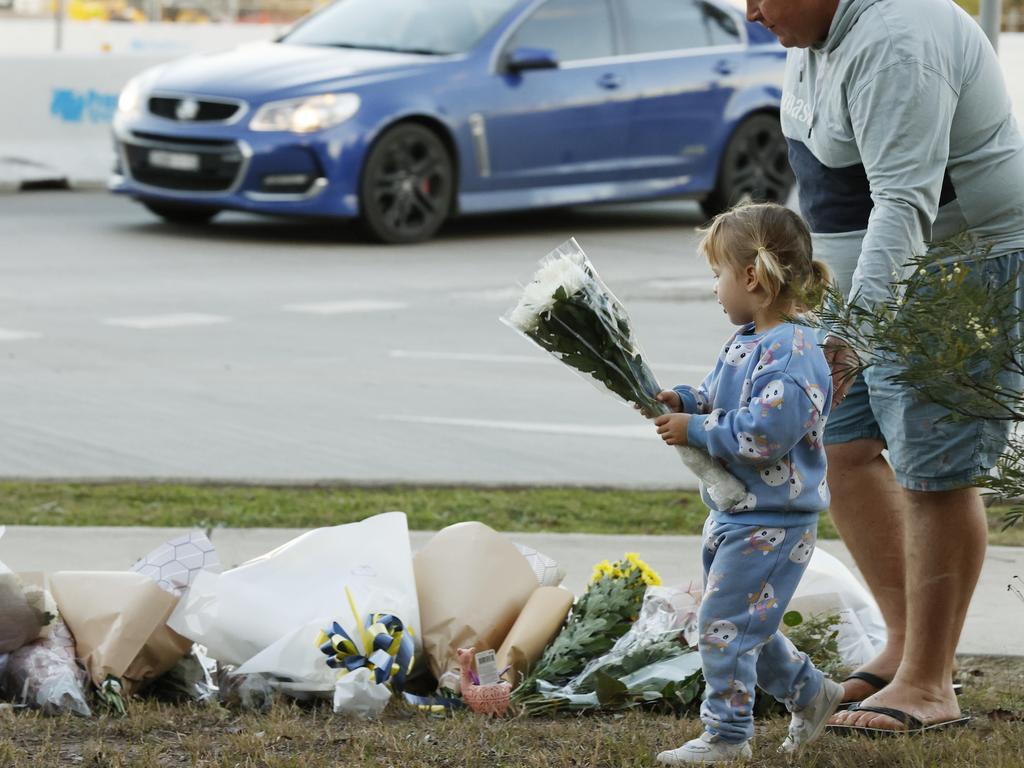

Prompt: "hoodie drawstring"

[807,50,829,139]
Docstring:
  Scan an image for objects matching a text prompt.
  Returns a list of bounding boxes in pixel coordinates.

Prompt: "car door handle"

[713,60,734,76]
[598,72,623,89]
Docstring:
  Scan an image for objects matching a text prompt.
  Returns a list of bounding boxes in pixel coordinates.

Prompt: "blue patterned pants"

[698,517,826,743]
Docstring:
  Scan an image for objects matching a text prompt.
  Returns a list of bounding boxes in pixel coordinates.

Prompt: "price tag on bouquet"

[475,649,500,685]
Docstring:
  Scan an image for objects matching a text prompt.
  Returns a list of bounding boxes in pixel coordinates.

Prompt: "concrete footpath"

[1,525,1021,657]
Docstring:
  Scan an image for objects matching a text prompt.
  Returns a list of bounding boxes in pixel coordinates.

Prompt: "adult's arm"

[847,61,957,310]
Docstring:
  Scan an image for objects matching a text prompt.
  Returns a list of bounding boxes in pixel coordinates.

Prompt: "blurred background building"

[1,0,325,24]
[0,0,1021,48]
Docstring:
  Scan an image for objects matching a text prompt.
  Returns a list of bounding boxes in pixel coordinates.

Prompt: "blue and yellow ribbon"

[316,587,415,690]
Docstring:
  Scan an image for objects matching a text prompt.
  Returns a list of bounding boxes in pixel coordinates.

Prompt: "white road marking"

[389,350,708,374]
[390,350,555,365]
[647,277,713,291]
[283,300,407,315]
[103,314,230,329]
[447,287,522,302]
[380,414,654,440]
[450,281,714,303]
[655,363,713,375]
[0,329,42,341]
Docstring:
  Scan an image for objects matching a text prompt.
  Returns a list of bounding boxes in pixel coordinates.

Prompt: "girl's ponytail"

[753,246,788,305]
[797,259,834,311]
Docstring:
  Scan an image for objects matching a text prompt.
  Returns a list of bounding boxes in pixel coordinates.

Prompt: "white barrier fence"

[0,19,284,56]
[0,54,177,188]
[0,20,285,189]
[1,32,1022,191]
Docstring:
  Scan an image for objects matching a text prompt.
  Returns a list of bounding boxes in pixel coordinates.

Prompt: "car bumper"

[108,117,363,218]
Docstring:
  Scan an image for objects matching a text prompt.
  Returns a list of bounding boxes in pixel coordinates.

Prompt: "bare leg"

[825,439,907,701]
[830,486,987,728]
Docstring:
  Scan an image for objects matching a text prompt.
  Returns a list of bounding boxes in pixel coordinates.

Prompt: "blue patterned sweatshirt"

[675,322,832,527]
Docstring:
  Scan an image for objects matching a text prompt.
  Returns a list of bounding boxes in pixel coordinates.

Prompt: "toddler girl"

[653,203,842,764]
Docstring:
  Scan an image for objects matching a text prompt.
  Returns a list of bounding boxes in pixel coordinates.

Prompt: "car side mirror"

[505,46,559,74]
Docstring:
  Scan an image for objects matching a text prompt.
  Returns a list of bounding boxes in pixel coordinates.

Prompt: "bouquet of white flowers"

[503,238,745,508]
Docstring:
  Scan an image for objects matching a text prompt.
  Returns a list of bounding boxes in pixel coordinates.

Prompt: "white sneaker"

[779,678,844,753]
[656,732,753,765]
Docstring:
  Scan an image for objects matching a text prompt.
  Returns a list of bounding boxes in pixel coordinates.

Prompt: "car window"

[507,0,616,63]
[702,1,742,46]
[283,0,520,55]
[620,0,741,55]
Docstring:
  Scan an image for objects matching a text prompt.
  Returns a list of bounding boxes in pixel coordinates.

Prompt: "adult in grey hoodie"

[746,0,1024,734]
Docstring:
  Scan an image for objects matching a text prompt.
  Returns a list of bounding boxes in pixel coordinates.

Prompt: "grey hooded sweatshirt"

[781,0,1024,307]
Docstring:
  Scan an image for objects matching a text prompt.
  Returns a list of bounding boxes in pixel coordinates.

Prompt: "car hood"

[148,41,446,101]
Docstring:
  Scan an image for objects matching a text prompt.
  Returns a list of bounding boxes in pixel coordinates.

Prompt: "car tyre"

[700,113,794,219]
[142,200,220,225]
[359,122,454,244]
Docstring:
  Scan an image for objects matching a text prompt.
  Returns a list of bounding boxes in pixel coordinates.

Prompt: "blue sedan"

[109,0,791,243]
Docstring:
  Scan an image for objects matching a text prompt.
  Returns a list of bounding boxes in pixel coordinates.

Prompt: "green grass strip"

[0,482,1019,545]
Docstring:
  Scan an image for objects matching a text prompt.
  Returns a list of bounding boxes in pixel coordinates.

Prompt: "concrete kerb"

[2,524,1022,656]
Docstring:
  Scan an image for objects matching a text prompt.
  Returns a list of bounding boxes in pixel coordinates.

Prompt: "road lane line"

[103,314,230,329]
[390,350,555,365]
[283,300,407,315]
[0,329,42,341]
[388,350,708,374]
[447,287,522,302]
[379,414,654,440]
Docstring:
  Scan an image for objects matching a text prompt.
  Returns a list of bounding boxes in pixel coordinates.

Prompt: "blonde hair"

[699,203,833,313]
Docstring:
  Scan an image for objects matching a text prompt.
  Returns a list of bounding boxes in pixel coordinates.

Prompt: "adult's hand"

[823,335,861,406]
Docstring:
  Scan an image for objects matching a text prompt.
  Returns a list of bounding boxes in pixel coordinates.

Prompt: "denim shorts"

[824,249,1024,492]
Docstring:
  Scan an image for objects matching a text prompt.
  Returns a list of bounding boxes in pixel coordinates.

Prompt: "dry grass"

[2,656,1022,767]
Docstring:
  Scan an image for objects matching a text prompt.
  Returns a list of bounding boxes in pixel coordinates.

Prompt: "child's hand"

[656,390,682,412]
[654,413,690,446]
[634,389,681,419]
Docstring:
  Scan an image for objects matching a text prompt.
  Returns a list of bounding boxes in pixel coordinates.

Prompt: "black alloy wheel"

[700,113,794,219]
[359,122,454,244]
[142,200,220,225]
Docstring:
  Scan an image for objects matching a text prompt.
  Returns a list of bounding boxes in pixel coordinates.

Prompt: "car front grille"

[148,96,243,122]
[121,132,246,193]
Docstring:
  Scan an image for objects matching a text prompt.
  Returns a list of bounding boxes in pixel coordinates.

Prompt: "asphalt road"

[0,191,739,486]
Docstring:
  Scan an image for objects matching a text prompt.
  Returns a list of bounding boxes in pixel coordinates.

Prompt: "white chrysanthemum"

[508,252,591,332]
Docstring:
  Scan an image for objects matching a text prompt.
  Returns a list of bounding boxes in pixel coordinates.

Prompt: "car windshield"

[282,0,521,55]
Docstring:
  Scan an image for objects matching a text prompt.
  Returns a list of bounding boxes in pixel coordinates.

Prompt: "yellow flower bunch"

[590,559,616,582]
[589,553,662,586]
[624,552,662,586]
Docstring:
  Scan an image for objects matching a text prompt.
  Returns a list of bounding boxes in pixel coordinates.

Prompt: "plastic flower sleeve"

[520,585,702,714]
[150,644,218,704]
[0,534,52,654]
[169,512,421,696]
[1,619,91,716]
[562,585,699,696]
[503,238,746,509]
[790,548,887,667]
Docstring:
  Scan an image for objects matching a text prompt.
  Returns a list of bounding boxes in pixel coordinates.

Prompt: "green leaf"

[594,671,628,706]
[783,610,803,628]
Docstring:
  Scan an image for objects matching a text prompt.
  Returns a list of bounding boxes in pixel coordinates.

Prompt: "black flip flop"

[836,672,963,711]
[827,704,971,736]
[836,672,889,710]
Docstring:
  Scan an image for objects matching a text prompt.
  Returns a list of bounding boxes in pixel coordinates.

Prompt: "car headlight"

[250,93,361,133]
[116,67,164,120]
[117,77,144,117]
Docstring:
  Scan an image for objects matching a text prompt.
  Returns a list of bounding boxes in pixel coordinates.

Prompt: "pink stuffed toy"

[456,647,511,716]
